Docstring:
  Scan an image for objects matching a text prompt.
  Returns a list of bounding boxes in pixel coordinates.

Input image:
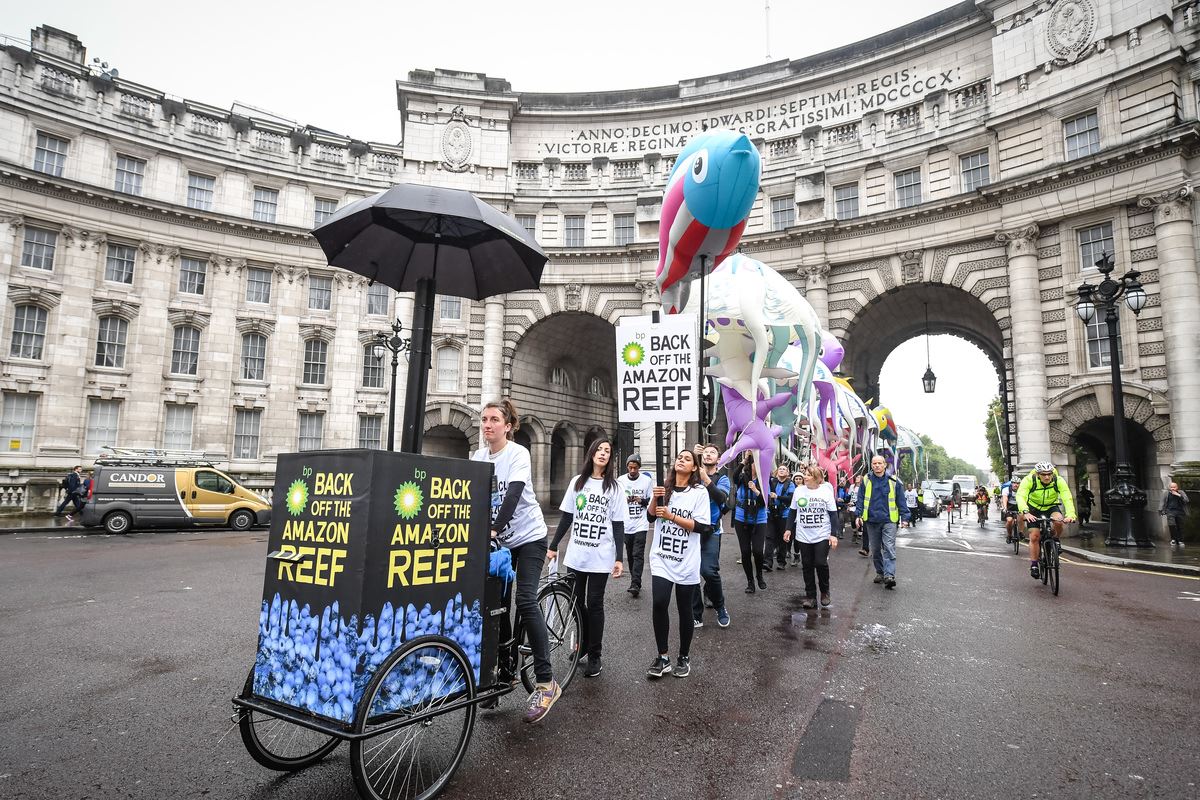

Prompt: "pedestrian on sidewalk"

[692,443,730,629]
[1159,481,1190,545]
[731,452,768,592]
[765,464,795,570]
[855,455,910,589]
[1077,484,1095,526]
[905,483,919,527]
[787,465,839,609]
[549,437,627,679]
[617,454,653,597]
[647,449,711,679]
[54,465,86,518]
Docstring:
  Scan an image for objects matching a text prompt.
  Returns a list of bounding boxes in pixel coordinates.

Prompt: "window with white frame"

[550,366,569,387]
[367,283,390,316]
[84,398,120,454]
[613,213,635,246]
[163,404,194,450]
[770,196,795,230]
[564,215,585,247]
[21,227,57,271]
[34,132,68,177]
[303,339,328,385]
[440,297,462,321]
[114,155,145,195]
[309,275,333,310]
[436,347,460,392]
[298,412,324,451]
[241,333,267,381]
[105,243,136,284]
[894,168,922,208]
[10,305,47,360]
[187,173,215,211]
[834,184,859,220]
[246,266,272,304]
[314,197,338,226]
[233,408,262,459]
[358,414,383,449]
[252,186,279,223]
[1064,110,1100,160]
[515,214,536,238]
[960,150,990,192]
[587,375,605,396]
[171,325,201,375]
[1077,222,1114,273]
[362,344,384,388]
[95,316,128,368]
[179,256,207,295]
[0,392,37,452]
[1085,315,1122,369]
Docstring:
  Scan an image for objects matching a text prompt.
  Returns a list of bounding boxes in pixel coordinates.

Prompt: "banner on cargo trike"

[253,449,491,723]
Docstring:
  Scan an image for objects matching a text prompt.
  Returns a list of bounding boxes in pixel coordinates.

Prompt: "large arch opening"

[423,424,471,460]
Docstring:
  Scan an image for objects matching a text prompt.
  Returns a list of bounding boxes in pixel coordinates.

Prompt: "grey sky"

[4,0,992,467]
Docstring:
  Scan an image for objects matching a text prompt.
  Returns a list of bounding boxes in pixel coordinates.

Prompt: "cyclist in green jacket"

[1015,462,1076,579]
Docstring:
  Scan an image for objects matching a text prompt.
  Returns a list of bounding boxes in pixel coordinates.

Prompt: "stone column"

[801,264,831,327]
[995,223,1052,467]
[1138,186,1200,470]
[479,296,506,405]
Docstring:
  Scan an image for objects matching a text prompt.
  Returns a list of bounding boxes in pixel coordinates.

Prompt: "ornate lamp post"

[1074,252,1149,547]
[922,302,937,394]
[371,318,411,452]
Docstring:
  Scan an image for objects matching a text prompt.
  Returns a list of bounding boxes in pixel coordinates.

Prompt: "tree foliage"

[983,396,1007,480]
[916,433,985,483]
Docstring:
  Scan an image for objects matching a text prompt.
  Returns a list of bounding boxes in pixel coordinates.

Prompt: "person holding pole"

[472,400,560,723]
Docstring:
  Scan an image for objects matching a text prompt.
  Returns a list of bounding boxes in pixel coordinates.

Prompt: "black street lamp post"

[1074,252,1149,547]
[371,318,411,452]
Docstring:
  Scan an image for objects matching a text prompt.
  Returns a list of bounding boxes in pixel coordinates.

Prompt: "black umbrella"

[312,183,547,453]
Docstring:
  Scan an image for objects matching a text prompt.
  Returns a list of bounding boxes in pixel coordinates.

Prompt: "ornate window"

[436,347,460,392]
[10,305,47,360]
[170,325,201,375]
[362,344,384,388]
[241,333,267,381]
[179,256,207,295]
[302,339,328,385]
[34,132,68,177]
[95,316,129,368]
[105,243,136,284]
[0,392,37,452]
[550,366,569,387]
[233,408,262,459]
[187,173,215,211]
[114,155,145,195]
[587,376,605,397]
[163,405,194,450]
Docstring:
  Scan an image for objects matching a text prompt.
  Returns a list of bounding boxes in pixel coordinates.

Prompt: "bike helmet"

[1034,461,1054,473]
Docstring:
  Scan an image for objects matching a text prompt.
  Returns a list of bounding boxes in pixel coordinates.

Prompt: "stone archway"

[421,401,477,458]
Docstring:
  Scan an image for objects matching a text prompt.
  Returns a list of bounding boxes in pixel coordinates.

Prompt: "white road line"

[897,541,1009,558]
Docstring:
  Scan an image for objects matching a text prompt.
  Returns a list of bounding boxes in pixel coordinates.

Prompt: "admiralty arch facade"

[2,0,1199,534]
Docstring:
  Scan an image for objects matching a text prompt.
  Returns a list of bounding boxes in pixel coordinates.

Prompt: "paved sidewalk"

[1062,533,1199,576]
[0,514,86,534]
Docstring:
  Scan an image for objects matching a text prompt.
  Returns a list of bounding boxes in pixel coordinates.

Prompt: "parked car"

[81,448,270,534]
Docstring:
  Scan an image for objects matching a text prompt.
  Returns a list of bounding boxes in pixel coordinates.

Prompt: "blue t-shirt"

[733,481,768,524]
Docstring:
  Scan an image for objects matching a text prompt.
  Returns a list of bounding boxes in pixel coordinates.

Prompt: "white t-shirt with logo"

[471,441,547,549]
[616,472,654,534]
[557,477,628,573]
[648,485,709,585]
[790,482,837,544]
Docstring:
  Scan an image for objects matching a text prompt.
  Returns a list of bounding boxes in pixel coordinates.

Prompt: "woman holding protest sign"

[471,399,560,724]
[646,449,711,679]
[548,438,627,679]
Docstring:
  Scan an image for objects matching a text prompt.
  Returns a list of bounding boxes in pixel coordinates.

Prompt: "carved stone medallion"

[440,106,473,172]
[1046,0,1096,64]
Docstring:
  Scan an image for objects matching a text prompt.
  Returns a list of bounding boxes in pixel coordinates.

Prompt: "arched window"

[170,325,201,375]
[10,304,47,360]
[241,333,267,381]
[550,366,569,387]
[95,315,129,368]
[586,375,605,397]
[302,339,328,385]
[436,347,460,392]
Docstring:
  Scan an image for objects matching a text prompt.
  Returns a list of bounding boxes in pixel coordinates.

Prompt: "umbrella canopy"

[312,183,546,300]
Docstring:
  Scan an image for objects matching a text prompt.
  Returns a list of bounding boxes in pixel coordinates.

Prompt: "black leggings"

[765,515,790,565]
[651,575,695,658]
[567,568,609,659]
[797,539,831,598]
[734,519,766,581]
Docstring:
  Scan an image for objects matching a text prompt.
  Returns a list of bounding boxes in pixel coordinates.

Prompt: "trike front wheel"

[351,635,476,800]
[238,669,341,771]
[519,582,583,694]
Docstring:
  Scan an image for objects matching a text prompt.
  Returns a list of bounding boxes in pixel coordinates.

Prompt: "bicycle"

[1026,511,1060,596]
[1005,510,1021,555]
[235,561,584,800]
[976,503,987,527]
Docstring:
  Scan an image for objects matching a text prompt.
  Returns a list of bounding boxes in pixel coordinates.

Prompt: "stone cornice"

[91,296,140,320]
[166,308,212,329]
[7,283,62,309]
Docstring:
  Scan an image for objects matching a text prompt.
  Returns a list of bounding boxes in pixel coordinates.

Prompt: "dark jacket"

[63,471,82,495]
[1160,489,1190,518]
[769,478,794,520]
[856,472,911,524]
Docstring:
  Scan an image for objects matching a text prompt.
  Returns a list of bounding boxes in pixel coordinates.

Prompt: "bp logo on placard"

[621,341,645,367]
[286,479,309,516]
[575,493,587,512]
[394,481,424,519]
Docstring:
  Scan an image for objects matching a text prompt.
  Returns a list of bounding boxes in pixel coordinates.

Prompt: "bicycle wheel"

[520,583,583,694]
[238,668,341,771]
[1049,540,1060,596]
[1040,537,1050,585]
[350,636,476,800]
[1012,525,1021,555]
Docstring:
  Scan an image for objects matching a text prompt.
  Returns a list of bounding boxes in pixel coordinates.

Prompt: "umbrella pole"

[401,253,438,454]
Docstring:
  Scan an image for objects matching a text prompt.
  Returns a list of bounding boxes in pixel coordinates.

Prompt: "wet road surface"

[1,515,1197,799]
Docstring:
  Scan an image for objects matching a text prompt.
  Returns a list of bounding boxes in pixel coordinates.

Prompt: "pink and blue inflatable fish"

[656,130,761,313]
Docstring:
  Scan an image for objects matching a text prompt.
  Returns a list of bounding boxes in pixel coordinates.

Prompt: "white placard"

[615,314,698,423]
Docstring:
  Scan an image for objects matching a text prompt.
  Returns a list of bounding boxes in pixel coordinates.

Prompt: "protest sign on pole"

[615,313,698,423]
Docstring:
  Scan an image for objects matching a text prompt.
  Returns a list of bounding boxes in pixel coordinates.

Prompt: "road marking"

[1058,556,1200,581]
[897,541,1009,558]
[1179,590,1200,601]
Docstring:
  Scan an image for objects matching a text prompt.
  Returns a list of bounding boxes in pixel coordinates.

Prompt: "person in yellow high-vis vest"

[854,455,911,589]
